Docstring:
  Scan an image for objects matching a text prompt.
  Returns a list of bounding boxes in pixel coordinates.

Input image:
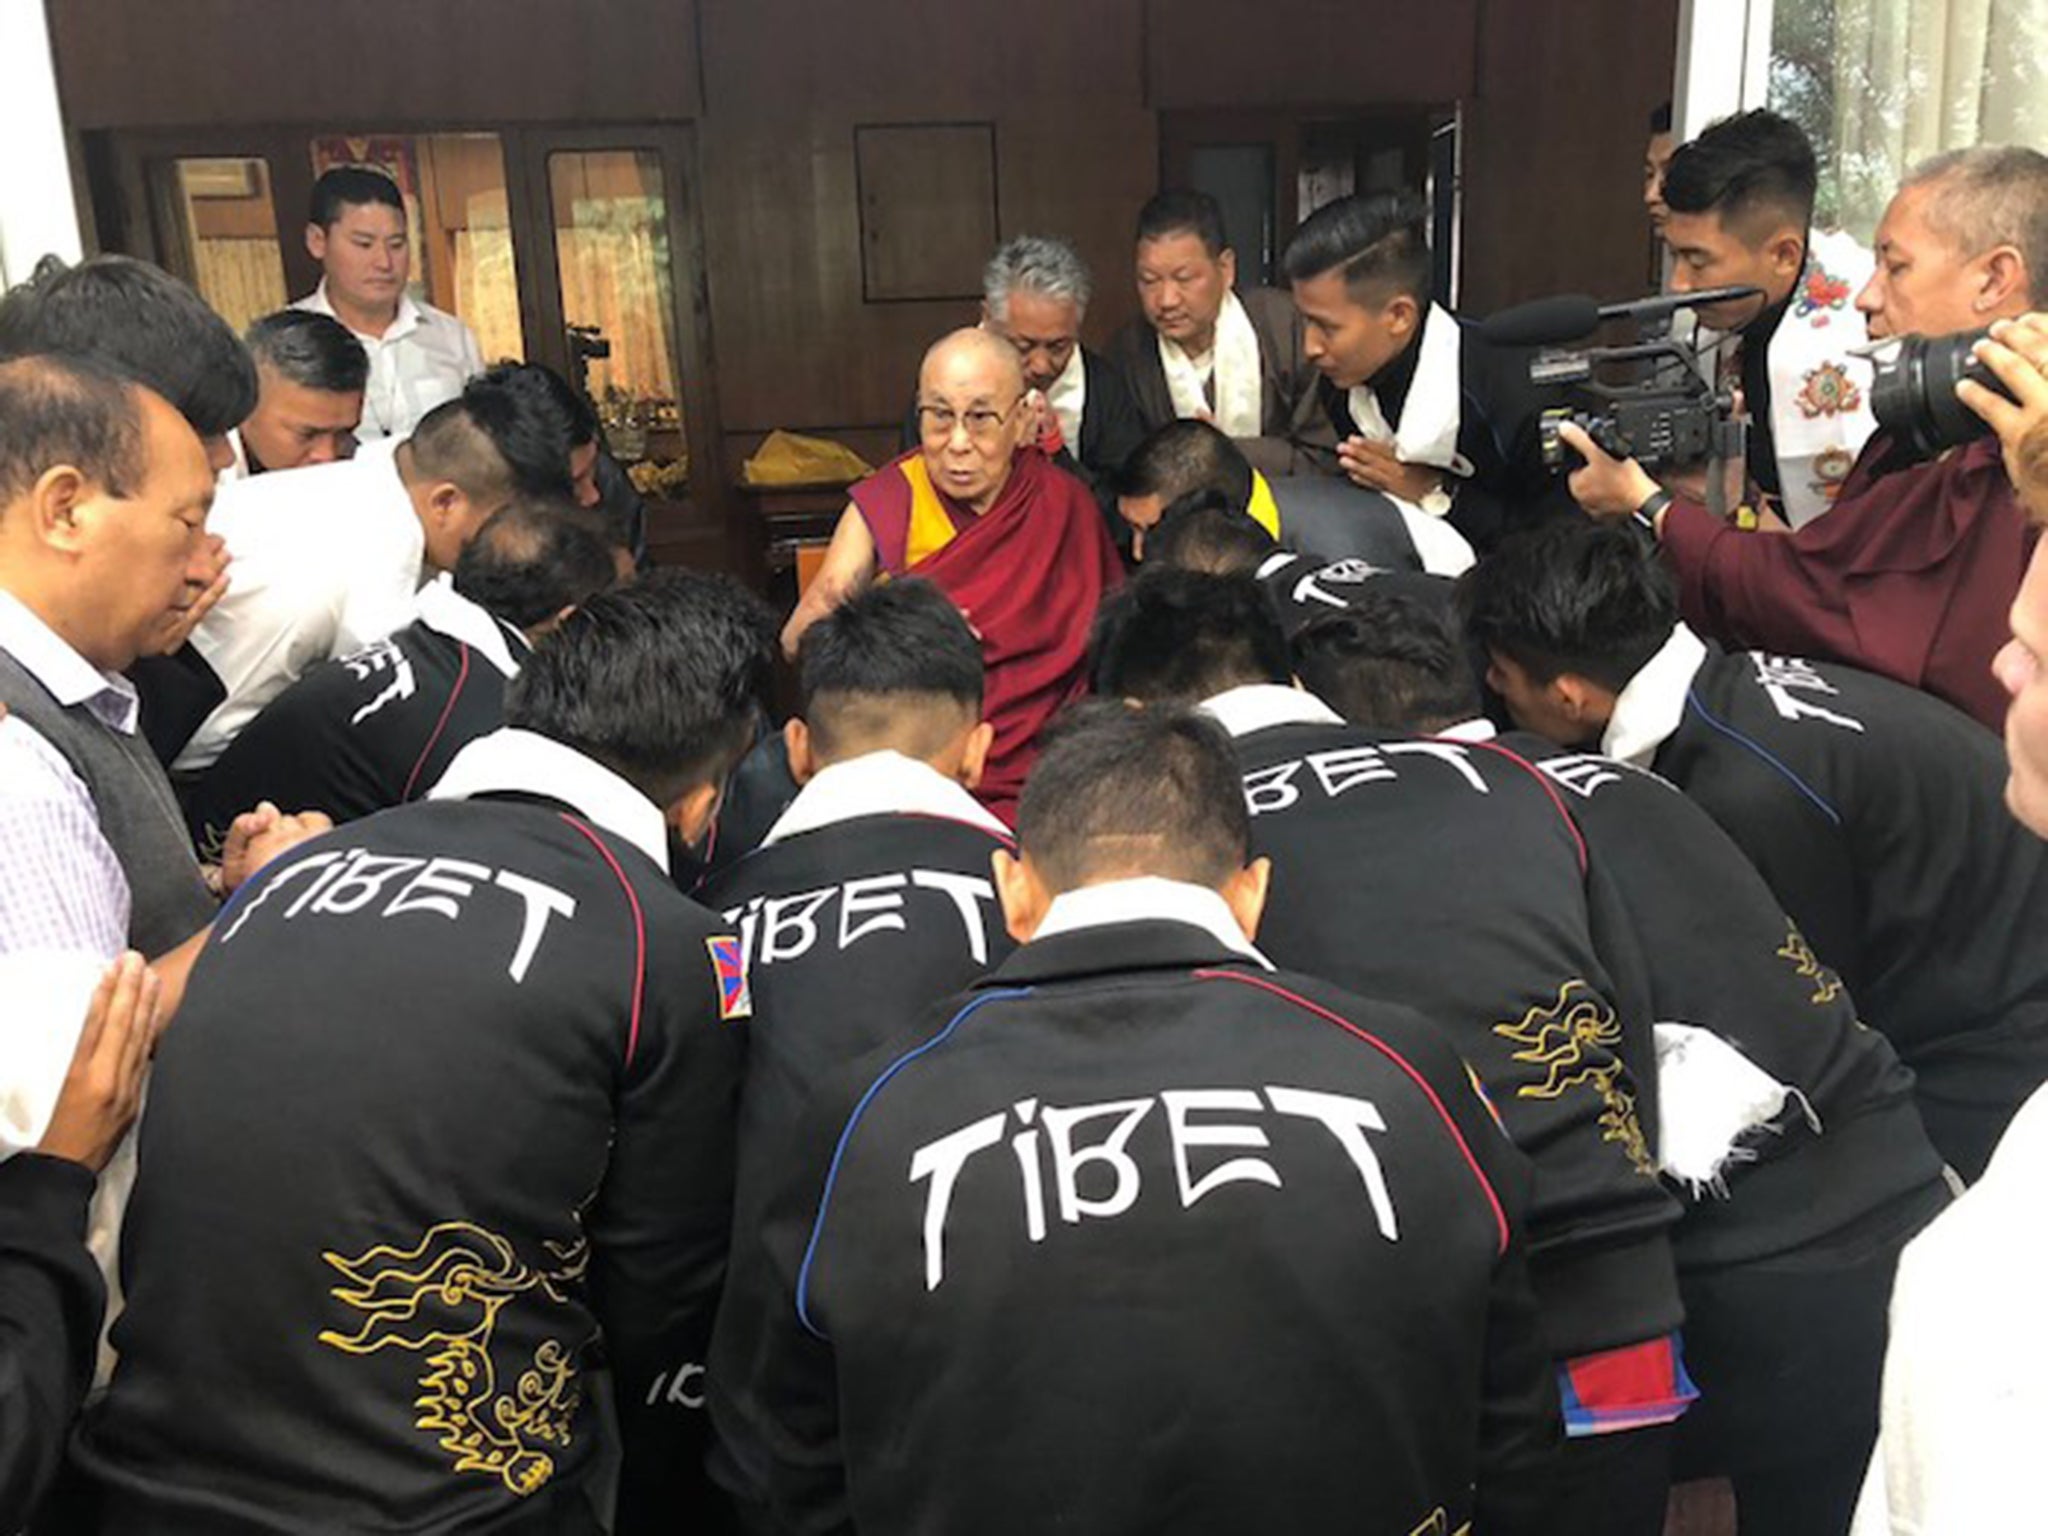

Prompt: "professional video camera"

[1480,287,1761,514]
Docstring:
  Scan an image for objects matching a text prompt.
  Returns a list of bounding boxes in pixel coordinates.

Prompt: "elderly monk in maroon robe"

[1561,146,2046,733]
[782,328,1122,820]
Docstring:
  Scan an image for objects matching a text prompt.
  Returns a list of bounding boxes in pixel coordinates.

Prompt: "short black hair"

[472,358,599,449]
[309,166,406,228]
[1292,591,1481,732]
[1091,568,1292,705]
[797,579,985,762]
[414,363,583,501]
[1661,109,1817,238]
[1017,701,1250,892]
[244,309,369,395]
[1135,188,1230,258]
[508,570,775,806]
[1458,521,1677,693]
[1280,190,1433,305]
[0,353,147,506]
[1121,418,1255,508]
[1144,489,1277,575]
[453,497,619,631]
[1650,101,1674,135]
[0,255,257,437]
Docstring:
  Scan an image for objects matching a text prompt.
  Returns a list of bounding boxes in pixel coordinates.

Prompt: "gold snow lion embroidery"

[318,1221,588,1496]
[1777,926,1843,1005]
[1492,980,1654,1176]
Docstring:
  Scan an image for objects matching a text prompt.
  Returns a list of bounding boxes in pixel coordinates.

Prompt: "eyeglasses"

[917,399,1023,443]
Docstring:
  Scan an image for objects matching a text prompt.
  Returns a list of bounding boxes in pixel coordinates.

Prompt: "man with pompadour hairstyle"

[755,699,1562,1535]
[63,571,773,1535]
[701,577,1017,1526]
[1284,190,1571,550]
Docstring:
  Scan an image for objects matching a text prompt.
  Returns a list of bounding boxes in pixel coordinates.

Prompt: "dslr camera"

[1867,328,2010,460]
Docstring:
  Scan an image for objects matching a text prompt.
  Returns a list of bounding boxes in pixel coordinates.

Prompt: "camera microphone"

[1478,295,1603,347]
[1480,286,1765,347]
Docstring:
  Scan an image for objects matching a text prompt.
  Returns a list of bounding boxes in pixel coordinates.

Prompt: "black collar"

[1367,320,1427,423]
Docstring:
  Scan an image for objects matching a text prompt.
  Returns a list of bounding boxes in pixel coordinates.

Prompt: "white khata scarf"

[1159,289,1263,438]
[1045,342,1087,456]
[1345,302,1475,497]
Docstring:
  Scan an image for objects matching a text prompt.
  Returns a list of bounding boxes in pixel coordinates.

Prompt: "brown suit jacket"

[1106,285,1337,477]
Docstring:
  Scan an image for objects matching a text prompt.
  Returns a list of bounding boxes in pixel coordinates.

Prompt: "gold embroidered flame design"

[1408,1508,1471,1536]
[1492,980,1654,1176]
[318,1221,587,1496]
[1776,926,1843,1005]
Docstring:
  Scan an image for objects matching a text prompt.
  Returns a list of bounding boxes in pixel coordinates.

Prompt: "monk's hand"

[142,534,232,657]
[1337,437,1444,505]
[37,952,163,1173]
[1557,421,1661,520]
[1961,315,2048,518]
[219,801,335,894]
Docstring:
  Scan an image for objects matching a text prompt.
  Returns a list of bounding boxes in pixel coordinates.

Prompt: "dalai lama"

[781,327,1121,821]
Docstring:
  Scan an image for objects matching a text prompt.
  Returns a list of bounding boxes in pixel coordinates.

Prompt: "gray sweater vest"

[0,647,215,957]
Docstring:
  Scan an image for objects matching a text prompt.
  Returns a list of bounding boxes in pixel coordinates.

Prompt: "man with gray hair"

[1564,144,2048,732]
[908,235,1145,531]
[225,309,369,479]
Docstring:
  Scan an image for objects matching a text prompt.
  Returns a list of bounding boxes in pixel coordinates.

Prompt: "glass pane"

[308,133,525,363]
[1187,144,1276,285]
[165,158,287,333]
[548,150,685,471]
[1770,0,2048,244]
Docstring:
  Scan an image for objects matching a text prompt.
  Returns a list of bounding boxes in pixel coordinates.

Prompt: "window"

[164,157,287,332]
[1769,0,2048,241]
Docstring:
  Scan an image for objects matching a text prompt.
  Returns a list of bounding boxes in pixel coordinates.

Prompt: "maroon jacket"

[1658,433,2033,732]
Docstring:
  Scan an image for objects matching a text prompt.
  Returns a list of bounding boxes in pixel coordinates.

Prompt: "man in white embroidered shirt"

[292,166,485,443]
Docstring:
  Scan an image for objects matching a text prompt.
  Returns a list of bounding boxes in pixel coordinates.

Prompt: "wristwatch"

[1418,481,1455,518]
[1632,489,1674,534]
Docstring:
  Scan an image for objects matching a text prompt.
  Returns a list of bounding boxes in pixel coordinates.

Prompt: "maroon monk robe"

[850,447,1123,821]
[1658,433,2036,732]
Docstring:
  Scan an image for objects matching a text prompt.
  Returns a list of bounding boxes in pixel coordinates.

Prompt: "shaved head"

[913,326,1031,513]
[919,326,1025,399]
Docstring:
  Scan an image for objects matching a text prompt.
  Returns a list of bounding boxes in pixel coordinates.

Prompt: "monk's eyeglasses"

[917,399,1023,443]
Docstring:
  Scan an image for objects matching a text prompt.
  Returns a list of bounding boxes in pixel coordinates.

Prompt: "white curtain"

[191,240,288,334]
[1831,0,2048,238]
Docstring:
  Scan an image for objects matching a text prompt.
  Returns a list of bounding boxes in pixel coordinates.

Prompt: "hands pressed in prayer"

[36,952,164,1172]
[142,533,231,658]
[1336,436,1448,505]
[218,800,335,895]
[1961,314,2048,523]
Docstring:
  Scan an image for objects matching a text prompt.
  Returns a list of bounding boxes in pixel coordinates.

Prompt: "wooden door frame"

[90,120,734,572]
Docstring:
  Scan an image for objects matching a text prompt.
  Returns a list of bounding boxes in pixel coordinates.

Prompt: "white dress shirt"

[177,439,427,772]
[291,281,484,442]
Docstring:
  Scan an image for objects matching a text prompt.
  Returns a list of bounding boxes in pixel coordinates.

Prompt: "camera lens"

[1871,328,2005,460]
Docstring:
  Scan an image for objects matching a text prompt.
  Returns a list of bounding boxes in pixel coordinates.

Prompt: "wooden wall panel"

[695,0,1157,466]
[1457,0,1680,314]
[1144,0,1479,109]
[47,0,702,128]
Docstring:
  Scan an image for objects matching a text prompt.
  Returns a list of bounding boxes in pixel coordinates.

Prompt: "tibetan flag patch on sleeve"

[706,935,753,1021]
